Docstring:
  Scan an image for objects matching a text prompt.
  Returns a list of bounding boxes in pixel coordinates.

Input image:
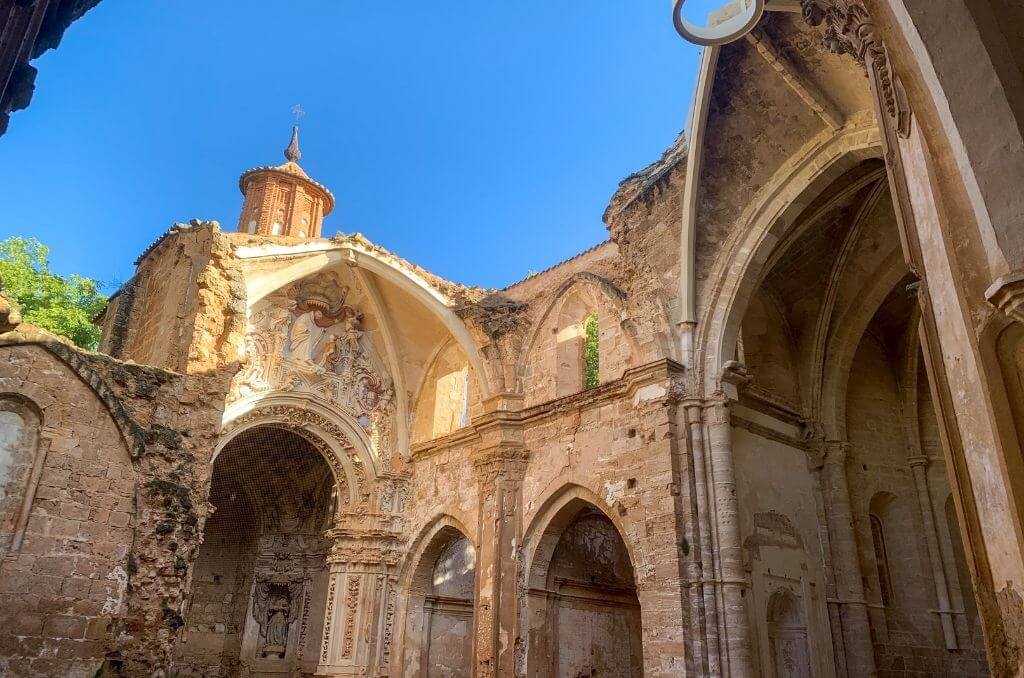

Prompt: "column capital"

[470,444,530,484]
[703,397,732,425]
[907,455,931,470]
[325,521,403,568]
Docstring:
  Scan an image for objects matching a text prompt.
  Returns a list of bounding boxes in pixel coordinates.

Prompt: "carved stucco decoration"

[801,0,911,137]
[230,271,397,465]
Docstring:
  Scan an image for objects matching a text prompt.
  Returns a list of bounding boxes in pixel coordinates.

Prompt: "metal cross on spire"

[285,104,305,163]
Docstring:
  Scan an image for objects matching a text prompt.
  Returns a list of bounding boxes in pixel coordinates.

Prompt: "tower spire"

[284,124,301,163]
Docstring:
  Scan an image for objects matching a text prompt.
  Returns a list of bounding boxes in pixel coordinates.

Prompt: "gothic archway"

[174,426,337,676]
[398,520,477,677]
[521,495,642,677]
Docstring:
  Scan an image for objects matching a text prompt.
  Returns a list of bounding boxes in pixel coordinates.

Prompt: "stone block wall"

[0,344,137,677]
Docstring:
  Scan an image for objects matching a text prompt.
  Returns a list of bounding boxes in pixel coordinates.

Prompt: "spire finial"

[284,124,301,163]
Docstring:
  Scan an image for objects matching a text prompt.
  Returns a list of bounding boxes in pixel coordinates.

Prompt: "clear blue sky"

[0,1,713,290]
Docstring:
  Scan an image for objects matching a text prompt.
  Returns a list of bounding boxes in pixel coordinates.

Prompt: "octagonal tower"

[236,125,335,238]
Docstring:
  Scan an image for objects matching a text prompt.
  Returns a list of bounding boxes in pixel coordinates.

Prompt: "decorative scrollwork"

[229,270,397,465]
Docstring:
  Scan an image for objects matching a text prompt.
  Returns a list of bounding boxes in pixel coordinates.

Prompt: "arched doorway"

[523,500,642,677]
[401,524,476,677]
[174,426,337,676]
[767,589,811,678]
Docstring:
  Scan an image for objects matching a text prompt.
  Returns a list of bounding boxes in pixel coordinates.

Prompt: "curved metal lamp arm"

[672,0,765,46]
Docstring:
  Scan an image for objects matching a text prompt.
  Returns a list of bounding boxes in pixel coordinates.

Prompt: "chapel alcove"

[767,588,812,678]
[174,426,337,677]
[524,503,643,678]
[401,526,477,678]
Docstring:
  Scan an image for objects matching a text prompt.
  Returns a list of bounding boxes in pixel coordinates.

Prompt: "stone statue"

[264,596,290,657]
[253,581,301,659]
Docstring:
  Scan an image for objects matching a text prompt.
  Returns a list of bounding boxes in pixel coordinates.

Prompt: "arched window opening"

[583,313,600,390]
[869,514,894,606]
[0,409,24,504]
[0,395,42,555]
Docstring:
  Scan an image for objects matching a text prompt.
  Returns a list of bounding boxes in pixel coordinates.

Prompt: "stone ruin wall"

[0,221,245,677]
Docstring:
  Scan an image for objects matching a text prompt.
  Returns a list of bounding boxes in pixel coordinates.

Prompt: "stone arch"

[519,275,639,403]
[395,515,477,677]
[822,252,910,440]
[519,274,637,379]
[519,484,643,678]
[239,242,493,399]
[696,127,883,394]
[0,334,165,459]
[220,394,375,512]
[803,175,892,420]
[410,338,479,443]
[177,425,336,675]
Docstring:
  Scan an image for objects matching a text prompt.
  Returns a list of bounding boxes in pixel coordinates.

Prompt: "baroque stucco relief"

[229,270,397,465]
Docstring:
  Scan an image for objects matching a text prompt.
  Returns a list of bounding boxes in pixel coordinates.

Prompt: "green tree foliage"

[583,313,600,390]
[0,237,107,350]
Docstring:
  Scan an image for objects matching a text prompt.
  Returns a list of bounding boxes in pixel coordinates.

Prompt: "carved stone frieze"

[321,577,337,663]
[470,446,531,485]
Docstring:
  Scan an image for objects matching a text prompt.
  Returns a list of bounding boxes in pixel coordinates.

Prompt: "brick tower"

[237,125,335,238]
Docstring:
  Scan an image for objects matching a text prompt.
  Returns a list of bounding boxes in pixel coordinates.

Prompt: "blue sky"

[0,2,713,290]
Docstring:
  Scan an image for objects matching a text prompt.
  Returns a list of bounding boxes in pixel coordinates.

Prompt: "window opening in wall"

[869,514,894,606]
[583,313,599,390]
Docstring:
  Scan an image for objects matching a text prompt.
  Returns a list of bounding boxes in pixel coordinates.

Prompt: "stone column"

[704,400,753,678]
[317,520,401,676]
[684,401,719,676]
[820,441,876,677]
[907,455,959,649]
[807,448,849,678]
[471,444,529,678]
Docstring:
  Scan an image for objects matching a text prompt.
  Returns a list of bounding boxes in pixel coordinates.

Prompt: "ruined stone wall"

[601,149,683,363]
[0,344,138,678]
[101,221,244,375]
[0,217,244,677]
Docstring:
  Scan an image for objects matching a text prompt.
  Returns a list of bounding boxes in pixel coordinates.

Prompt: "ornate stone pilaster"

[820,440,877,677]
[907,455,959,649]
[470,443,529,678]
[316,515,402,676]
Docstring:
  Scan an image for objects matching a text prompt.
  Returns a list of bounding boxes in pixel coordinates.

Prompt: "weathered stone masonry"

[2,1,1024,676]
